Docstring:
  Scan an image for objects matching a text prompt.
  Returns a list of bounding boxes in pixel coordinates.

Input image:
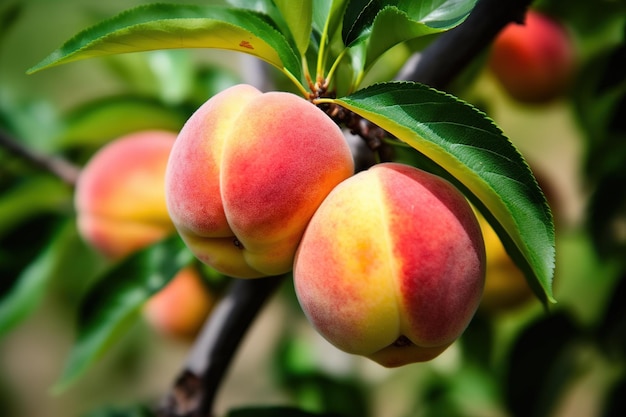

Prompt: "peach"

[488,10,576,103]
[165,84,354,278]
[293,163,485,367]
[477,213,534,313]
[143,266,215,340]
[75,130,177,259]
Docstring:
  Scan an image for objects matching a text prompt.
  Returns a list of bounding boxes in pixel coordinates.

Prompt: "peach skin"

[293,163,485,367]
[75,130,177,259]
[477,213,534,313]
[165,84,354,278]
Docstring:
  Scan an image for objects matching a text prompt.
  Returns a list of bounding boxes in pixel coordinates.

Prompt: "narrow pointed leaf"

[397,0,477,28]
[330,82,555,304]
[313,0,350,40]
[363,1,475,71]
[28,4,302,83]
[312,0,342,35]
[342,0,392,46]
[52,235,194,393]
[273,0,312,54]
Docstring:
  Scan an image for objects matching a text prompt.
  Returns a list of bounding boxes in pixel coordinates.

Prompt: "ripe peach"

[293,163,485,367]
[488,10,576,103]
[477,213,534,313]
[143,266,215,340]
[165,84,354,278]
[75,130,177,259]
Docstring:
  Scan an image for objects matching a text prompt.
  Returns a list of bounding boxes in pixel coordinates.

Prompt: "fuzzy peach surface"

[165,84,354,278]
[294,163,485,367]
[75,130,177,259]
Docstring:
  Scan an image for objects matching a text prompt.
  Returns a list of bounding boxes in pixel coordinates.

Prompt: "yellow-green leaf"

[28,4,302,85]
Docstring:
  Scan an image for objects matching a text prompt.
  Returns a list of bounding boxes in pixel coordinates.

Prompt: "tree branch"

[397,0,533,89]
[156,275,285,417]
[0,129,81,186]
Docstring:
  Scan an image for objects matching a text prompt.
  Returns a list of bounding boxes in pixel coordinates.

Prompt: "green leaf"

[55,96,186,149]
[396,0,477,28]
[312,0,348,38]
[0,221,78,337]
[342,0,392,46]
[330,82,555,304]
[341,0,476,83]
[52,234,194,393]
[28,4,302,85]
[0,176,71,236]
[363,1,475,71]
[273,0,312,54]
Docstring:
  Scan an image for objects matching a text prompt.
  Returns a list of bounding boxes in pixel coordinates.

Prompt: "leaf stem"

[282,68,311,98]
[156,275,285,417]
[324,47,349,92]
[315,7,334,86]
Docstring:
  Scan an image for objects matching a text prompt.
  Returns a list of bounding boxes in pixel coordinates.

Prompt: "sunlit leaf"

[28,4,302,85]
[329,82,555,304]
[273,0,312,54]
[363,1,475,71]
[342,0,476,82]
[397,0,477,28]
[52,235,194,393]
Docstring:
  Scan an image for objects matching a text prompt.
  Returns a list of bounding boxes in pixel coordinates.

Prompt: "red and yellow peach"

[488,10,576,104]
[144,266,215,340]
[293,163,485,367]
[75,130,177,259]
[165,84,354,278]
[75,130,216,340]
[477,214,534,313]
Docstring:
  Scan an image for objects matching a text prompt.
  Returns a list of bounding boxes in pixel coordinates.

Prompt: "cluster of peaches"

[75,85,487,367]
[72,9,572,366]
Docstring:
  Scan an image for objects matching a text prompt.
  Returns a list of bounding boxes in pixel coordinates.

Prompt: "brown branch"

[156,275,285,417]
[0,129,81,186]
[398,0,532,89]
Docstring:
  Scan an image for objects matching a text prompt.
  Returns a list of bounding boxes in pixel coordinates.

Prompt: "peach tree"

[4,0,607,416]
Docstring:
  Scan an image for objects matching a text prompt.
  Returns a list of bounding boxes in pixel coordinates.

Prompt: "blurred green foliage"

[1,1,625,417]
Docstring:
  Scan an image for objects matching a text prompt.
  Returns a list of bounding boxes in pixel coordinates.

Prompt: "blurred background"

[1,1,625,416]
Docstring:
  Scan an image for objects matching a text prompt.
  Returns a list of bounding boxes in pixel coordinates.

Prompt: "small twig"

[156,275,285,417]
[0,129,81,186]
